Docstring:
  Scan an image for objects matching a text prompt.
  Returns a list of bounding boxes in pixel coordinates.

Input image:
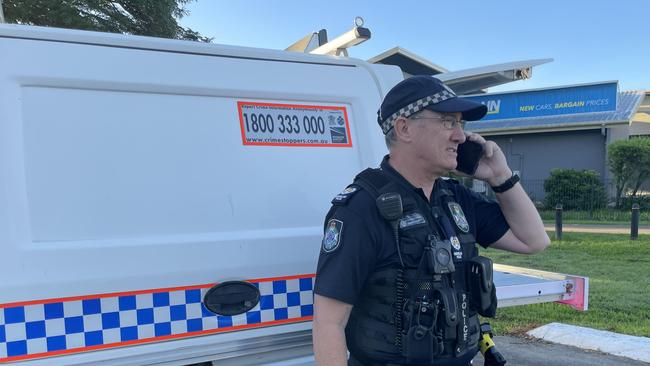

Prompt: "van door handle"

[203,281,260,316]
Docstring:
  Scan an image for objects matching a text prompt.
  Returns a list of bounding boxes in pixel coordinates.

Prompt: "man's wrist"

[488,169,513,187]
[491,173,520,193]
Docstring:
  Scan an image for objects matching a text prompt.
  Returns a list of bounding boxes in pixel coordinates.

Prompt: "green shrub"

[543,169,606,210]
[608,137,650,207]
[619,195,650,211]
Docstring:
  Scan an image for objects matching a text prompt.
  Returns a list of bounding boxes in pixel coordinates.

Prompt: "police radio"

[376,192,405,268]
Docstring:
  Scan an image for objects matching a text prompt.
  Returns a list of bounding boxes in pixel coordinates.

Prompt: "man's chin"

[429,160,457,177]
[435,166,455,177]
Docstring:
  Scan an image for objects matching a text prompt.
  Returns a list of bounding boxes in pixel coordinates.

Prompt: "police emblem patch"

[450,236,462,251]
[322,219,343,253]
[451,235,463,260]
[447,202,469,233]
[331,186,358,205]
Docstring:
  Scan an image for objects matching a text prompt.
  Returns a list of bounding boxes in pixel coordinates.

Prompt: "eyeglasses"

[409,115,465,130]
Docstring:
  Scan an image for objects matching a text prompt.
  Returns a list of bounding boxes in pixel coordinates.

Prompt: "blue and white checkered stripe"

[0,277,314,362]
[380,89,456,134]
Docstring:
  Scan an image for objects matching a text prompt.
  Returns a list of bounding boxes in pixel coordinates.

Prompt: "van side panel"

[0,27,392,364]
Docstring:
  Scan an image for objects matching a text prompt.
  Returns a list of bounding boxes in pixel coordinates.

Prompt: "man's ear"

[393,116,413,143]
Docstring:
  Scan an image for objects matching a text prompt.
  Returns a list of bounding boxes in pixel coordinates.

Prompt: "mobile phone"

[456,140,484,175]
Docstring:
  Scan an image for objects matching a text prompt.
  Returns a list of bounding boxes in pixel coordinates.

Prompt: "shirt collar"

[379,155,435,203]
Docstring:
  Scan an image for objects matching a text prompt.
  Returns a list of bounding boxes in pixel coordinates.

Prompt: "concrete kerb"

[528,323,650,363]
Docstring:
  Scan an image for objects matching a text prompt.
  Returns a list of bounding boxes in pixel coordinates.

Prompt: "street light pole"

[0,0,5,23]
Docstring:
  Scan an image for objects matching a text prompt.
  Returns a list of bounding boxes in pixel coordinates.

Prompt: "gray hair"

[384,111,426,149]
[384,128,397,149]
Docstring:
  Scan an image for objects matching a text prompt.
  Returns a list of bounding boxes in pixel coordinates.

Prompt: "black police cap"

[378,75,488,134]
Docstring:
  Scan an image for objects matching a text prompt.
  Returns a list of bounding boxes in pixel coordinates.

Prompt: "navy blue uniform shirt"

[314,156,510,305]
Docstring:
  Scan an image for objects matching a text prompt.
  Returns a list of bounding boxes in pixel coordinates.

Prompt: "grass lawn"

[482,232,650,337]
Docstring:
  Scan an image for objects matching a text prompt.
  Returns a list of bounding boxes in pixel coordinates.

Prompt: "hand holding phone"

[456,140,484,176]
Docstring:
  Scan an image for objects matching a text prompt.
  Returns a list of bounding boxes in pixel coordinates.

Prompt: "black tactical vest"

[341,168,496,366]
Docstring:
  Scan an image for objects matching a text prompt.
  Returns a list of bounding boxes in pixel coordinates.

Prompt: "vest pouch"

[467,256,497,317]
[401,297,442,363]
[482,286,497,318]
[399,229,429,267]
[433,287,458,327]
[403,325,440,364]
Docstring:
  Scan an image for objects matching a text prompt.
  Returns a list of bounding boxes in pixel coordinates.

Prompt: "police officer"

[313,76,550,366]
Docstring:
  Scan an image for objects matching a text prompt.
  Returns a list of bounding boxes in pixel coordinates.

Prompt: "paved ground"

[543,223,650,235]
[529,323,650,363]
[471,335,649,365]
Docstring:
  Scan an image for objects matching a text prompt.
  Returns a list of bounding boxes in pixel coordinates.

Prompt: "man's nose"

[451,125,466,143]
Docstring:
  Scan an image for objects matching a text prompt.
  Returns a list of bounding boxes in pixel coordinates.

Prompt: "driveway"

[472,336,649,365]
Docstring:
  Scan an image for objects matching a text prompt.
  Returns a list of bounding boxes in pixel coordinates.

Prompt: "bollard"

[555,203,563,241]
[631,203,639,240]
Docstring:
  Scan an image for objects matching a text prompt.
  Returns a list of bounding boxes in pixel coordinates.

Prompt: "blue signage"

[465,82,618,121]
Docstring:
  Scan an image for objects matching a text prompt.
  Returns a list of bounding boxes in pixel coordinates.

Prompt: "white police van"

[0,24,587,365]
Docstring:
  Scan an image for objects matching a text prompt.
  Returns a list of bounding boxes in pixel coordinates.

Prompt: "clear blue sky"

[180,0,648,93]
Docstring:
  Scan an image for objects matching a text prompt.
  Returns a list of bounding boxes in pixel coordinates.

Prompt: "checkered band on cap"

[380,89,456,134]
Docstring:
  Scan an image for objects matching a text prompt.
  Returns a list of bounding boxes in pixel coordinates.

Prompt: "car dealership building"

[370,47,650,200]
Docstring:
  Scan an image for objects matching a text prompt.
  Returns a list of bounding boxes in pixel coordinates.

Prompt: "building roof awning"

[465,91,646,135]
[368,47,552,94]
[437,59,553,95]
[367,46,447,76]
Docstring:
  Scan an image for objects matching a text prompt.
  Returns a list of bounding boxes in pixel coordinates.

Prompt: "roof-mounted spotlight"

[514,67,532,80]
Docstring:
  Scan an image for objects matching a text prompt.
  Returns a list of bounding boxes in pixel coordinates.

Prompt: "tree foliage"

[543,169,606,210]
[607,137,650,207]
[2,0,211,42]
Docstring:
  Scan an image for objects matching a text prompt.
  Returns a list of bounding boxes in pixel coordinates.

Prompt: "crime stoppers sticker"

[237,101,352,147]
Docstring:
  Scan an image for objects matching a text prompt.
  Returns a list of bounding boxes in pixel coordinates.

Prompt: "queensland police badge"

[322,219,343,252]
[447,202,469,233]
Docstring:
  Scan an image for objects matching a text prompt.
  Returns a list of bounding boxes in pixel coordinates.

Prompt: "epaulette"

[331,185,360,205]
[437,177,457,197]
